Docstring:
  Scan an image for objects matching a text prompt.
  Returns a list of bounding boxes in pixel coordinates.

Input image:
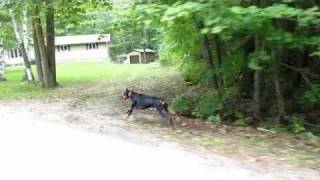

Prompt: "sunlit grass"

[0,61,173,100]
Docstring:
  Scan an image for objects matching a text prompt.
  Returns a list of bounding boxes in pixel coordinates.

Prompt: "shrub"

[289,115,306,134]
[180,60,206,84]
[192,92,222,119]
[207,115,222,124]
[303,85,320,107]
[171,94,194,116]
[233,111,252,126]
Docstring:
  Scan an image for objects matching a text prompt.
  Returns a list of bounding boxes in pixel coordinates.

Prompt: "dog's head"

[123,88,134,100]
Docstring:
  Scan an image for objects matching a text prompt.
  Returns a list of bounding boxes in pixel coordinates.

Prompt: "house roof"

[131,48,156,53]
[55,34,110,45]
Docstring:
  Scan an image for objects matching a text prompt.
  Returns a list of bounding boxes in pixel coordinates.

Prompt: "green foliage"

[124,1,320,134]
[158,18,201,64]
[192,92,222,119]
[207,114,221,124]
[248,50,271,70]
[171,90,223,120]
[180,60,206,84]
[233,112,252,126]
[289,115,306,134]
[171,94,194,116]
[303,85,320,107]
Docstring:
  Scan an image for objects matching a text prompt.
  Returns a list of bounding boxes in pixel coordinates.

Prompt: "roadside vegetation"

[126,0,320,136]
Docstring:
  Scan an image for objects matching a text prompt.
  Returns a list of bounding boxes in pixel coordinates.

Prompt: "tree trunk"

[194,20,219,89]
[46,0,57,87]
[142,27,147,64]
[22,10,32,61]
[32,4,44,83]
[253,0,262,121]
[142,45,146,64]
[35,16,51,88]
[272,49,286,122]
[273,72,286,120]
[253,70,261,119]
[130,31,134,50]
[203,34,214,68]
[253,35,261,120]
[10,9,34,81]
[202,34,220,90]
[214,34,224,88]
[19,45,34,81]
[239,37,255,98]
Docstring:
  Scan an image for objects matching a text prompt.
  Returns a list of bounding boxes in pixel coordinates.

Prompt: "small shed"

[126,49,156,64]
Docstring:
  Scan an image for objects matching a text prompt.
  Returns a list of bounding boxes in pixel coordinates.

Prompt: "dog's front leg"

[127,102,136,117]
[127,109,133,116]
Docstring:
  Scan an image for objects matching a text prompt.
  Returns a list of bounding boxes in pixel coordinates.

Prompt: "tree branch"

[280,63,315,87]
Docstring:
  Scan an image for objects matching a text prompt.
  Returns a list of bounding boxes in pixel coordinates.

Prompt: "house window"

[86,43,99,50]
[57,45,70,52]
[9,49,22,59]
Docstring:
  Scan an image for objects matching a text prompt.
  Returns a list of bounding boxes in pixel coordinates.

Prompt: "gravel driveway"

[0,101,319,180]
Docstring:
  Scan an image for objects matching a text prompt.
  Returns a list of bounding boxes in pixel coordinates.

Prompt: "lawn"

[0,61,173,100]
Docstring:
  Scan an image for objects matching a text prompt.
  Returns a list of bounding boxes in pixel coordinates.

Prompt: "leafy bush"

[171,94,194,115]
[207,115,222,124]
[248,50,271,70]
[180,60,206,84]
[303,85,320,107]
[233,111,252,126]
[171,90,224,120]
[289,115,306,134]
[192,92,222,119]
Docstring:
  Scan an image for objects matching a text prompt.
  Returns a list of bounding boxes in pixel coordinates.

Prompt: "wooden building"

[125,49,156,64]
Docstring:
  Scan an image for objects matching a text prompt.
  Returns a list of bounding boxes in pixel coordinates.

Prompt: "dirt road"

[0,100,319,180]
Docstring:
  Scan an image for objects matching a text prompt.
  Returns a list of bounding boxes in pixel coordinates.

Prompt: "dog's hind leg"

[158,108,175,130]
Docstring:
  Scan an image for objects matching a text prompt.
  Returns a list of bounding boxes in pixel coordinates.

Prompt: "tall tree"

[46,0,57,87]
[32,3,43,83]
[9,9,34,81]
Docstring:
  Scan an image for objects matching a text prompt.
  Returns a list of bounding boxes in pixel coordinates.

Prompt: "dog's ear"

[131,89,134,92]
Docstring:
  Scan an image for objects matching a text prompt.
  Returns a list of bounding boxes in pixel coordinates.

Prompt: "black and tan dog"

[123,89,175,130]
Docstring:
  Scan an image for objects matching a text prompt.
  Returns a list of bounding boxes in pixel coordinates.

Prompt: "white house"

[4,34,111,66]
[5,48,26,66]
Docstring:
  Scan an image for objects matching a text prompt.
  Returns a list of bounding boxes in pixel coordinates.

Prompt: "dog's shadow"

[128,110,170,127]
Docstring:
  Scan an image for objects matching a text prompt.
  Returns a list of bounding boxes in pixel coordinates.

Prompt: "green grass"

[0,61,172,100]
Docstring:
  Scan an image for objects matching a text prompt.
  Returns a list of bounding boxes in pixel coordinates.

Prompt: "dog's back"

[131,92,163,109]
